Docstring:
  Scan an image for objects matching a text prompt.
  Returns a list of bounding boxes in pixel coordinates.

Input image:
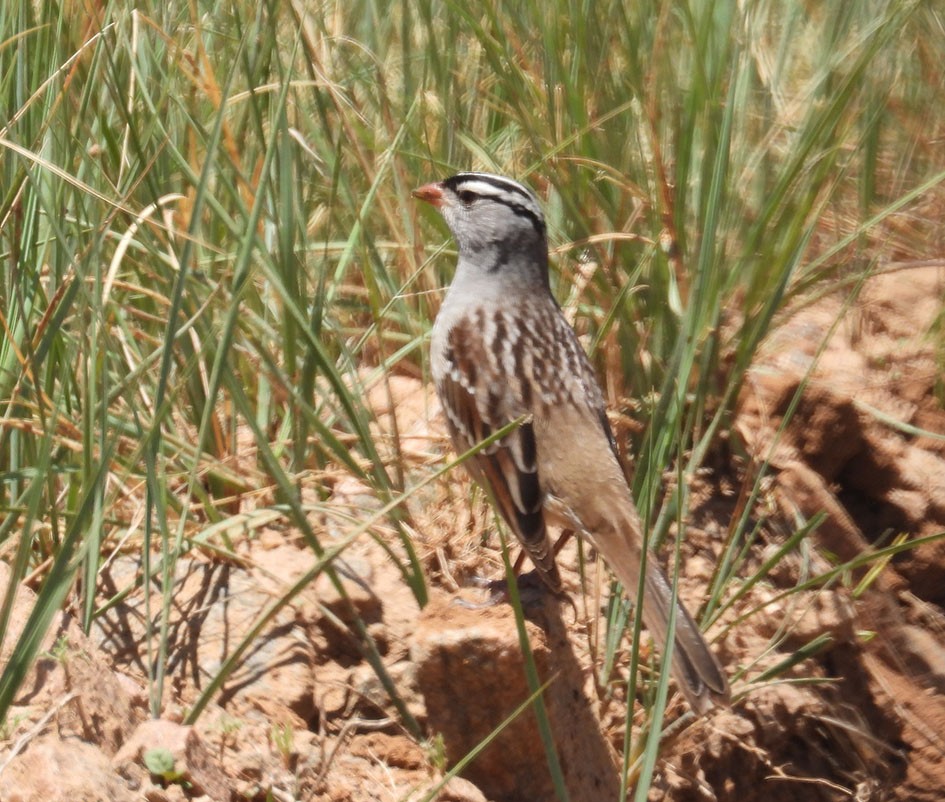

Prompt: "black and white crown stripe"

[442,172,546,235]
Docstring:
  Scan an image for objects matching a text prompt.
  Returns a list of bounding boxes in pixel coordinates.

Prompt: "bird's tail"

[640,561,730,715]
[595,510,730,714]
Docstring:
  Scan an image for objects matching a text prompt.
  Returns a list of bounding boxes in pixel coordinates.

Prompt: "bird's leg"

[509,527,572,579]
[455,532,578,612]
[552,528,575,556]
[511,548,529,577]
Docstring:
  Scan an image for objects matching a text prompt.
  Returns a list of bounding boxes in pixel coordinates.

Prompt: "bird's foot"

[453,570,559,609]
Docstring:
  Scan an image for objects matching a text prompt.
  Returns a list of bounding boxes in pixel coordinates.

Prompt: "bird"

[412,171,730,714]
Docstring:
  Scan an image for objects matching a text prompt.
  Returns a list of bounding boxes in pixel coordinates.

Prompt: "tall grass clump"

[1,0,943,798]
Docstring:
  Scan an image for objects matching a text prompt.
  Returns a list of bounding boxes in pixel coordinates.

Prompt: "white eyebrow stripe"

[459,178,530,200]
[450,175,544,222]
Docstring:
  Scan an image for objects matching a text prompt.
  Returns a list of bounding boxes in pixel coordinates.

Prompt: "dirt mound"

[727,264,945,801]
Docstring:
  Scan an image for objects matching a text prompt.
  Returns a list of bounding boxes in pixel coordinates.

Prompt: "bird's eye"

[457,190,477,206]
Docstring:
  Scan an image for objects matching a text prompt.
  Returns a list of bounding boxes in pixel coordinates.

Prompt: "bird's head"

[413,172,548,277]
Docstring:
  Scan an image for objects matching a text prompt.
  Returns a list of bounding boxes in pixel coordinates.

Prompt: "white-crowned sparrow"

[413,171,730,714]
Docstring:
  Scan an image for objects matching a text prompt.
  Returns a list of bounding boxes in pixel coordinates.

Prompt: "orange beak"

[412,182,445,207]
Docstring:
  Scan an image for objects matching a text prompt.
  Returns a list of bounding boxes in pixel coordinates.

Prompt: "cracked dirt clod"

[411,592,621,802]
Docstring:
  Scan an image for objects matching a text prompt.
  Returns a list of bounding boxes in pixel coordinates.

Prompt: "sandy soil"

[0,266,943,801]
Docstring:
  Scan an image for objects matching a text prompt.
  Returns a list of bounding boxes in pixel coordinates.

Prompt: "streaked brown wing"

[437,325,561,591]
